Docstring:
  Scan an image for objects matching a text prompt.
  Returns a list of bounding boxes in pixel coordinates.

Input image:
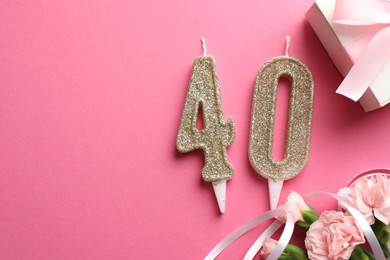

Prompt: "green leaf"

[278,244,308,260]
[371,218,390,257]
[301,210,319,225]
[349,245,369,260]
[296,220,310,231]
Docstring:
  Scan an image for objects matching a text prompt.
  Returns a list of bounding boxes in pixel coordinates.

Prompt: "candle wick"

[285,35,291,56]
[201,37,207,56]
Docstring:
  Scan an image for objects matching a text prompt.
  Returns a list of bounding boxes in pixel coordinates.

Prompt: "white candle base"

[212,181,226,213]
[268,179,284,209]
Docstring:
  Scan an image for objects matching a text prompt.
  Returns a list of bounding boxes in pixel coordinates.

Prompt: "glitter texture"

[249,56,314,181]
[177,56,235,183]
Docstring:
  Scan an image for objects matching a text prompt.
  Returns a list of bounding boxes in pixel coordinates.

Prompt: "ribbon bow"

[333,0,390,101]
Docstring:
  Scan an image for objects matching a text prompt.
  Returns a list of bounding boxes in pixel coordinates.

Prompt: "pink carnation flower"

[338,174,390,225]
[305,210,365,260]
[373,174,390,225]
[277,191,309,223]
[259,238,277,259]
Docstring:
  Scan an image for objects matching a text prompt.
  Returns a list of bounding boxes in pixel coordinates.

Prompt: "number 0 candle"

[176,38,235,213]
[249,36,314,209]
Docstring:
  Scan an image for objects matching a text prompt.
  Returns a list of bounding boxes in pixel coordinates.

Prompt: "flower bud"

[296,208,319,231]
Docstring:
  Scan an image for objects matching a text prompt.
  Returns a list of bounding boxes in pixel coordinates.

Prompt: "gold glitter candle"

[249,36,314,209]
[176,39,235,213]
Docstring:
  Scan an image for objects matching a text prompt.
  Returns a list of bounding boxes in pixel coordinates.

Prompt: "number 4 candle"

[176,38,235,213]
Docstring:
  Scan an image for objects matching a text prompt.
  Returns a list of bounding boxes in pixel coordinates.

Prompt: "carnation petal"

[305,211,365,260]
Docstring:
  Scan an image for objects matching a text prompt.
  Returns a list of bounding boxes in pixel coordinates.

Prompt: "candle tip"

[285,35,291,56]
[201,37,207,56]
[268,179,284,209]
[212,181,226,213]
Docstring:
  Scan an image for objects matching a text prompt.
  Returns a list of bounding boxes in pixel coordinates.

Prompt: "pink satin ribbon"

[333,0,390,101]
[203,209,293,260]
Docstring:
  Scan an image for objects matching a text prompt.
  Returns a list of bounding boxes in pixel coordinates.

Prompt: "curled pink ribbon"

[203,209,294,260]
[333,0,390,101]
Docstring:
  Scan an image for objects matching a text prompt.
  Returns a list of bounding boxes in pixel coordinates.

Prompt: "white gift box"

[306,0,390,112]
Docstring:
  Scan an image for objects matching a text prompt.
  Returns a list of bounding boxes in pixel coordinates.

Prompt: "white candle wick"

[285,35,291,56]
[201,37,207,56]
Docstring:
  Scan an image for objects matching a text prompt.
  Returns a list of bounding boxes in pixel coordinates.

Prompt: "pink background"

[1,0,390,259]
